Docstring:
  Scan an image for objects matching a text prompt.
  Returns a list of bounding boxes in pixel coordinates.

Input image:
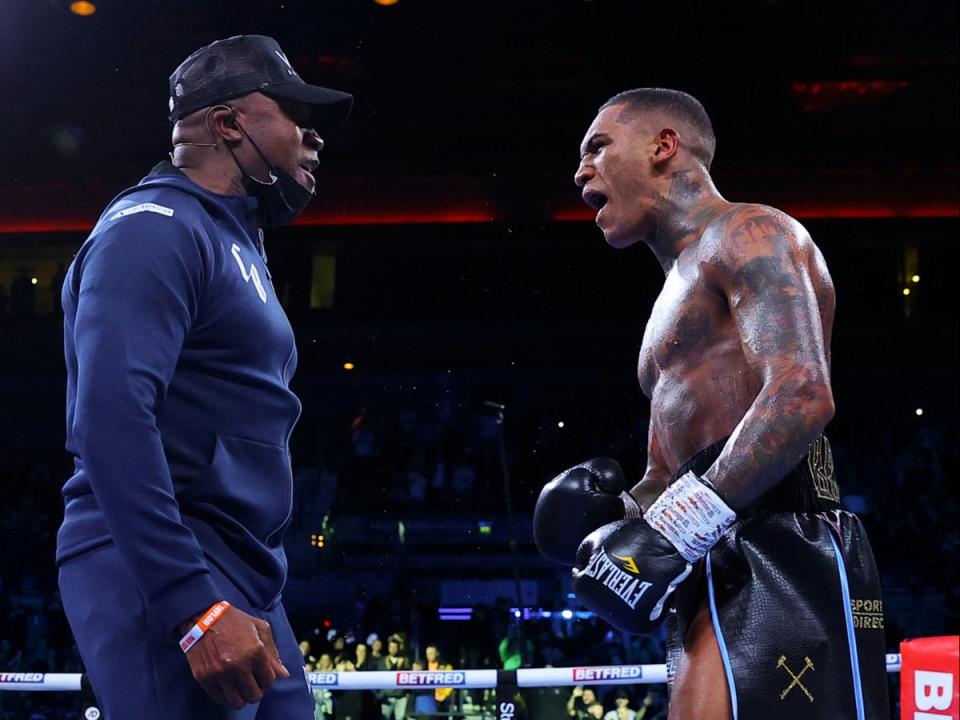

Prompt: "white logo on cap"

[274,49,297,77]
[169,97,175,112]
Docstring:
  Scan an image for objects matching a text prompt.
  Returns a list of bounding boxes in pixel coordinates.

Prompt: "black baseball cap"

[168,34,353,130]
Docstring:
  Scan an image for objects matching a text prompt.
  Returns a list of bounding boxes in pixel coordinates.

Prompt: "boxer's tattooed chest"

[638,265,724,395]
[637,245,762,466]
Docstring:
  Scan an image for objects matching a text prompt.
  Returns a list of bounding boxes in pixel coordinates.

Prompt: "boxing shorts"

[665,436,890,719]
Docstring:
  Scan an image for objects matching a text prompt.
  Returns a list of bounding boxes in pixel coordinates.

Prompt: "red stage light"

[791,80,909,112]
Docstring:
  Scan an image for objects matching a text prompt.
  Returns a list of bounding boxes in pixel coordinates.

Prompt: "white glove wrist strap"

[644,471,736,562]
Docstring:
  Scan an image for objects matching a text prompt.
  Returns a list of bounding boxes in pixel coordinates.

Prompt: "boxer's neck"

[646,168,727,274]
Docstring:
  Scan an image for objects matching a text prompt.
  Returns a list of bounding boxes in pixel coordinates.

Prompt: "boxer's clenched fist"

[534,458,643,566]
[571,517,691,634]
[572,470,736,634]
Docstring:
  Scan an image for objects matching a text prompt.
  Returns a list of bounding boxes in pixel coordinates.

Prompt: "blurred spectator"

[635,688,667,720]
[425,644,453,706]
[332,635,347,664]
[586,702,605,719]
[405,451,430,504]
[603,689,636,720]
[352,644,379,719]
[334,657,363,720]
[498,624,533,670]
[377,635,408,719]
[567,686,598,719]
[408,659,435,715]
[301,639,318,668]
[312,664,334,720]
[355,643,371,671]
[367,634,382,663]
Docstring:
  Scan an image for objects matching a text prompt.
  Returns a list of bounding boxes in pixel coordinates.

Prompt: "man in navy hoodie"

[57,35,352,718]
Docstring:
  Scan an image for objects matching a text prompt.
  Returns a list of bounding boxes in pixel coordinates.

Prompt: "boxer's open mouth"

[582,189,608,211]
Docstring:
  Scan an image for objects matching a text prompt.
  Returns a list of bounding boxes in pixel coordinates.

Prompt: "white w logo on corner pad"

[231,243,268,304]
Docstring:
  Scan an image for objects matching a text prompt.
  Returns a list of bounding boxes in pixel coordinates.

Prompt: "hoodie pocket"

[203,434,292,544]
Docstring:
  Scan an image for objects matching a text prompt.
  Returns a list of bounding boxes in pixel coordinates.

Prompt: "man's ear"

[651,127,680,166]
[209,105,243,144]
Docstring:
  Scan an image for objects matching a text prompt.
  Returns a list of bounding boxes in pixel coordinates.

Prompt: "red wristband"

[178,600,231,653]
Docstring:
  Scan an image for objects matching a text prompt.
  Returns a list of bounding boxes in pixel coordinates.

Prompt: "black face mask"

[228,120,315,230]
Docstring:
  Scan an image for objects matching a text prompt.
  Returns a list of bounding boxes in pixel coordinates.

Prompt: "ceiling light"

[70,1,97,16]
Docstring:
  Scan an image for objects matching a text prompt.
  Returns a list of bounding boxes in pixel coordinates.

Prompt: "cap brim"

[265,80,353,132]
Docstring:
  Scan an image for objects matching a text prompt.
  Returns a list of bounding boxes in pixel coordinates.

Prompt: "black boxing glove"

[571,471,736,634]
[534,458,643,566]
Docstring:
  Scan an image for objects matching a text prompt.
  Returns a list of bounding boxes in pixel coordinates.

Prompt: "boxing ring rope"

[0,654,903,692]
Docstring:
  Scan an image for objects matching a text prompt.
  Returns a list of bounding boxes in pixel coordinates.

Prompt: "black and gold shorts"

[665,438,890,719]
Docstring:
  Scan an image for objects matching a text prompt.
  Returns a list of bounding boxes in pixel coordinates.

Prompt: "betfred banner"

[901,636,959,720]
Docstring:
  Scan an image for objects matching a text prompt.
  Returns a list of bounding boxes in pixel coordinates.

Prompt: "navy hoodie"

[57,162,301,637]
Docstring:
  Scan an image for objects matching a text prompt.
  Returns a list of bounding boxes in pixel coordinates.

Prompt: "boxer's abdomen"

[649,354,761,471]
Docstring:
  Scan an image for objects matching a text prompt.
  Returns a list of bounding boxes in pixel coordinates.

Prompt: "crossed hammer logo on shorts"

[776,655,815,702]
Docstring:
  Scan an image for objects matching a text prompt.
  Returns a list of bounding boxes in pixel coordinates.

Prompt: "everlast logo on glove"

[571,516,695,634]
[580,549,653,609]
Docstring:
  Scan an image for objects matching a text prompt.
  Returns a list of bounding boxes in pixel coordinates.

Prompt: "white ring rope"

[0,655,903,692]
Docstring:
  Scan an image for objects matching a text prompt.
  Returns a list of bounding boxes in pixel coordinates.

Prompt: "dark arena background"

[1,1,957,718]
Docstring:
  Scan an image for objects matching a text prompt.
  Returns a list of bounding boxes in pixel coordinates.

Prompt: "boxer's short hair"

[601,88,717,168]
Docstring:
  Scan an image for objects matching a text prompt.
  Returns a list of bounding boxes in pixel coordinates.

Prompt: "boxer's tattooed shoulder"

[699,205,835,506]
[733,255,795,295]
[714,207,808,358]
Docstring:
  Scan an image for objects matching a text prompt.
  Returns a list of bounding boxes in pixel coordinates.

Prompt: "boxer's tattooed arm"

[700,206,834,509]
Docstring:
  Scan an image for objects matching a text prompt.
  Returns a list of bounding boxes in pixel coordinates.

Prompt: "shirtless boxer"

[534,89,889,719]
